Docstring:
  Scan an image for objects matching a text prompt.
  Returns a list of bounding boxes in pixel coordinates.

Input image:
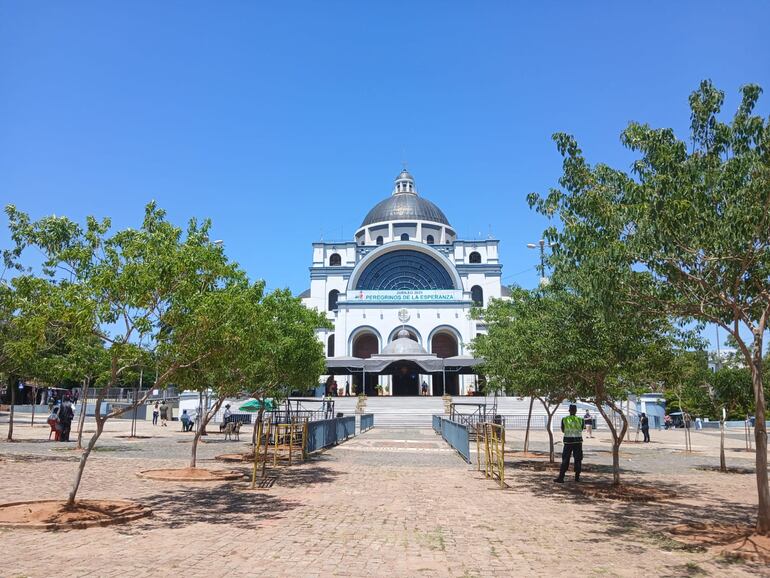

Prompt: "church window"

[426,235,435,244]
[376,236,384,245]
[356,249,455,291]
[400,233,409,241]
[327,334,335,357]
[471,285,484,306]
[328,289,339,311]
[469,251,482,263]
[329,253,341,266]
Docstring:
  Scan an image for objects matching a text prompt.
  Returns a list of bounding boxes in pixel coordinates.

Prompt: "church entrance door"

[392,362,419,396]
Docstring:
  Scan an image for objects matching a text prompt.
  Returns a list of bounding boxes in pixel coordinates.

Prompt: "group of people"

[46,395,75,442]
[326,380,351,397]
[151,400,171,426]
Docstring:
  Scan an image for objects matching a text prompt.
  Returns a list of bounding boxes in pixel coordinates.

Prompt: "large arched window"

[400,233,409,241]
[471,285,484,306]
[426,235,435,244]
[327,334,335,357]
[328,289,340,311]
[469,251,482,263]
[329,253,341,266]
[376,236,384,245]
[355,249,455,290]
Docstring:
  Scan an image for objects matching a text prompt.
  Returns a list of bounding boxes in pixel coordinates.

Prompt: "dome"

[361,194,451,227]
[360,170,451,227]
[380,330,431,356]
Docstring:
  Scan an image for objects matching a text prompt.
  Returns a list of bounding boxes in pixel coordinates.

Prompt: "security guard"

[554,404,583,483]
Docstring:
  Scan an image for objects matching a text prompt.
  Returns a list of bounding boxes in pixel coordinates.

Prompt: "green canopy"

[238,398,275,412]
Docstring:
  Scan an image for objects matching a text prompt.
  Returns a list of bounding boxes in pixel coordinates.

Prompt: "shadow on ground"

[509,461,757,572]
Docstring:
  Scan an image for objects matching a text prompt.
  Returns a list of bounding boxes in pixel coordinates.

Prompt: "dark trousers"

[642,427,650,442]
[558,442,583,480]
[60,421,72,442]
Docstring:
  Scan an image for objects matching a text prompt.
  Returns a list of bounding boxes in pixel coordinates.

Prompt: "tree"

[471,288,578,462]
[530,81,770,533]
[171,281,265,469]
[0,275,71,440]
[238,288,332,448]
[6,202,243,508]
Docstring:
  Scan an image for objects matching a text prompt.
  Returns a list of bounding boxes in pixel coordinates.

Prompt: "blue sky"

[2,1,769,347]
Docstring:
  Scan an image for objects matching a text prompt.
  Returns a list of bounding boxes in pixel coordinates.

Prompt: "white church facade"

[300,169,508,396]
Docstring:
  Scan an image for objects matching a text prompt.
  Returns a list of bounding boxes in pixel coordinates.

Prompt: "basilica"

[300,169,507,396]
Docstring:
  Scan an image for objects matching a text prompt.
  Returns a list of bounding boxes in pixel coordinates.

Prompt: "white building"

[300,169,508,396]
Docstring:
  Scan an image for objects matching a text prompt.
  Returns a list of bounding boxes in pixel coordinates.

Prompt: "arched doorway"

[352,332,379,395]
[388,361,420,396]
[431,332,459,395]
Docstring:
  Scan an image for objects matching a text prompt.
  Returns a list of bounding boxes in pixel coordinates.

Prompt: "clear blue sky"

[2,1,769,346]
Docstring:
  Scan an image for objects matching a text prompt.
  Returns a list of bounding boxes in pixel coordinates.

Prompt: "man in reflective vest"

[554,404,583,483]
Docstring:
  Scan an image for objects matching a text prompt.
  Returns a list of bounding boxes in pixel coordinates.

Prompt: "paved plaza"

[0,417,767,577]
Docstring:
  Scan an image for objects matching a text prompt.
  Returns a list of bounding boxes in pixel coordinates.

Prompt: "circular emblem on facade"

[398,309,410,323]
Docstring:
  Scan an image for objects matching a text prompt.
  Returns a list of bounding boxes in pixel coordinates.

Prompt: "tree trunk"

[6,375,16,441]
[523,397,534,453]
[750,343,770,535]
[76,379,89,450]
[190,397,224,468]
[595,401,627,486]
[66,417,104,509]
[538,398,559,463]
[252,405,265,449]
[719,417,727,473]
[30,386,37,426]
[66,385,111,508]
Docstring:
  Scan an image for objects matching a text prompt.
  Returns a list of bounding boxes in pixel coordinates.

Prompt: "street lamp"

[527,239,555,286]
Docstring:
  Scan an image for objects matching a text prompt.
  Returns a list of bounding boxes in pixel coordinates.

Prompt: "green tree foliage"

[529,81,770,533]
[5,202,245,507]
[0,274,73,439]
[472,287,578,462]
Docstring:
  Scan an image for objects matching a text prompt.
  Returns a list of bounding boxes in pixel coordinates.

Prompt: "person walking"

[345,380,350,397]
[159,401,169,427]
[152,401,159,426]
[421,380,428,396]
[554,404,584,483]
[640,412,650,443]
[583,410,594,438]
[59,395,74,442]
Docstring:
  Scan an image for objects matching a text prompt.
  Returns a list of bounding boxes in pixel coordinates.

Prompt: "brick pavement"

[0,418,767,577]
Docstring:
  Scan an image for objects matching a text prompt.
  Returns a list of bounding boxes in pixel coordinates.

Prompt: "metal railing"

[435,417,471,463]
[305,416,356,454]
[360,413,374,432]
[432,414,442,434]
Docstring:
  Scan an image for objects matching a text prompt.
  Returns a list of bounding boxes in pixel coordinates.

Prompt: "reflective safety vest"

[562,415,583,443]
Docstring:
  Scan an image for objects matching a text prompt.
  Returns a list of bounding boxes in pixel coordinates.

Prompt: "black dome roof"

[360,193,450,227]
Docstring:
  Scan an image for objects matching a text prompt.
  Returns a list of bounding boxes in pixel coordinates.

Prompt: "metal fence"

[435,417,471,463]
[360,413,374,432]
[432,414,442,434]
[305,416,356,454]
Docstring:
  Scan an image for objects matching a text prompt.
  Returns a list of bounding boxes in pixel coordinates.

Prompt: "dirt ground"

[0,415,767,577]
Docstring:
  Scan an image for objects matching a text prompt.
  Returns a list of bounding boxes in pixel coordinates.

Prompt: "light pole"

[527,239,555,286]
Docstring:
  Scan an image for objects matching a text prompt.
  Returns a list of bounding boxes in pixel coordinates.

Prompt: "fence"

[305,416,356,454]
[360,413,374,432]
[432,414,442,434]
[480,423,506,488]
[434,416,471,463]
